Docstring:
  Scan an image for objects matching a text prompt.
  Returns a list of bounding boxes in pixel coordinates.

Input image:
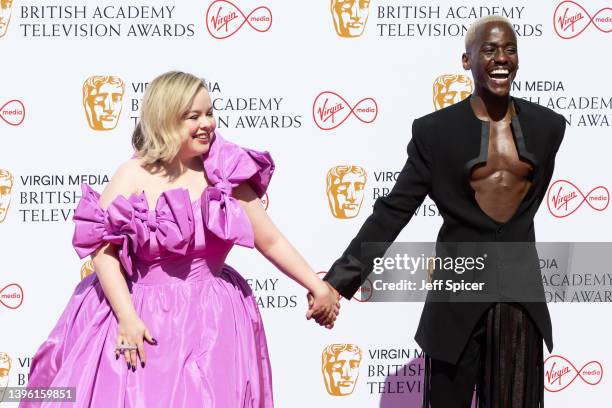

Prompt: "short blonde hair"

[132,71,207,164]
[464,15,515,51]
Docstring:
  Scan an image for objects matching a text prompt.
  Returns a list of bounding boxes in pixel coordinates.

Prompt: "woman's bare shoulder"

[98,158,148,209]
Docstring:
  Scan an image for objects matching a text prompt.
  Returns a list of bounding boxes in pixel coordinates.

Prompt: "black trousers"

[422,303,544,408]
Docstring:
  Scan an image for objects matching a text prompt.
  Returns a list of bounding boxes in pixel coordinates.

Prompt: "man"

[82,76,125,131]
[330,0,371,38]
[317,16,565,407]
[326,165,367,219]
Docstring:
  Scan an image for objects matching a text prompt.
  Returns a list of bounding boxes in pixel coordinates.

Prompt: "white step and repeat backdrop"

[1,0,611,406]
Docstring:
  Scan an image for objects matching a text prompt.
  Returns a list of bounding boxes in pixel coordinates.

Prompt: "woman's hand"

[306,282,341,329]
[115,313,156,371]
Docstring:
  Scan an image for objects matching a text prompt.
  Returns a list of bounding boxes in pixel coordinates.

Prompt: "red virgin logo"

[553,1,612,39]
[546,180,609,218]
[0,99,25,126]
[206,0,272,39]
[312,91,378,130]
[0,283,23,309]
[544,355,603,392]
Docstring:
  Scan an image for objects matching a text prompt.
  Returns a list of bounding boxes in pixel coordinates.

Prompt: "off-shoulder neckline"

[115,134,216,212]
[137,187,206,212]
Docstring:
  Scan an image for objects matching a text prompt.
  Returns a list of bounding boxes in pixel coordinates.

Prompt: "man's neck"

[470,90,513,122]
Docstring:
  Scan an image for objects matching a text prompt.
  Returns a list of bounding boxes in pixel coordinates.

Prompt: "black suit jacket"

[324,96,566,364]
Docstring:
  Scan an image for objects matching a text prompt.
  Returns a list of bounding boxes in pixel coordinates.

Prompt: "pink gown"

[20,132,275,407]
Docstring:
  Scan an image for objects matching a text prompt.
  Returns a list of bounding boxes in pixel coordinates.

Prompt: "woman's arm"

[93,161,140,322]
[233,182,338,325]
[92,160,155,368]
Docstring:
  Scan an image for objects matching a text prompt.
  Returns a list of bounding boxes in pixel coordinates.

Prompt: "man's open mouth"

[488,68,511,81]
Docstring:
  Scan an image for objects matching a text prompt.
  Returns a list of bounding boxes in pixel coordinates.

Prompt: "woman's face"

[177,87,216,158]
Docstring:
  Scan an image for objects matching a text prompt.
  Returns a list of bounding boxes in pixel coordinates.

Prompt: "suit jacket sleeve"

[324,118,434,299]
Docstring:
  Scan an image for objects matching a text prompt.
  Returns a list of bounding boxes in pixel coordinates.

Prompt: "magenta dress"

[20,133,275,407]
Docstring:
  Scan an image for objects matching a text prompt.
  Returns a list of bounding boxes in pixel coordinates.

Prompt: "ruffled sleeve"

[204,133,274,198]
[201,132,275,248]
[72,184,150,278]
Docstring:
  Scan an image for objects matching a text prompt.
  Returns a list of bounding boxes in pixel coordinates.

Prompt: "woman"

[20,71,339,407]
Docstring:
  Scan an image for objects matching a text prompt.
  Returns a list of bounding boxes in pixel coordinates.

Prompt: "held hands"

[306,281,342,329]
[115,313,157,371]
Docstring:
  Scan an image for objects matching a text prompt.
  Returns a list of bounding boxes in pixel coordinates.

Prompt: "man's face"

[85,81,124,130]
[0,0,13,37]
[0,175,13,223]
[324,350,361,395]
[331,0,370,37]
[328,170,365,219]
[434,77,473,110]
[463,21,518,98]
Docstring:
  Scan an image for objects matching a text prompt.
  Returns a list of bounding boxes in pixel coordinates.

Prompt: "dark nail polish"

[127,362,130,369]
[115,354,119,360]
[132,365,136,372]
[141,362,145,368]
[151,338,158,344]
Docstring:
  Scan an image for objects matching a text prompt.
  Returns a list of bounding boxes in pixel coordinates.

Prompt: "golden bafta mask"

[0,352,11,391]
[80,259,95,280]
[433,74,473,111]
[0,169,13,223]
[0,0,13,38]
[331,0,370,38]
[82,76,125,131]
[327,165,366,219]
[321,344,362,396]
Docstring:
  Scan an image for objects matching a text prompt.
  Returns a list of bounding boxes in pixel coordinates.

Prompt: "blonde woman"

[21,71,339,407]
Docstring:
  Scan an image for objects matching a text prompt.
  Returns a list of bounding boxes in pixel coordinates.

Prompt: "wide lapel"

[510,97,538,171]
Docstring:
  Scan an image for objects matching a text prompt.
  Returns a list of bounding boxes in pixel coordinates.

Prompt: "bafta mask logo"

[331,0,371,38]
[0,0,14,38]
[0,352,11,401]
[0,169,13,223]
[433,74,473,111]
[326,166,367,219]
[322,344,362,396]
[82,76,125,131]
[80,260,95,280]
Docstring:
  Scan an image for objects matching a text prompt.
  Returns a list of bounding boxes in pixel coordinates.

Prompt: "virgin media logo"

[546,180,609,218]
[0,99,25,126]
[312,91,378,130]
[553,1,612,39]
[544,355,603,392]
[0,283,23,309]
[205,0,272,39]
